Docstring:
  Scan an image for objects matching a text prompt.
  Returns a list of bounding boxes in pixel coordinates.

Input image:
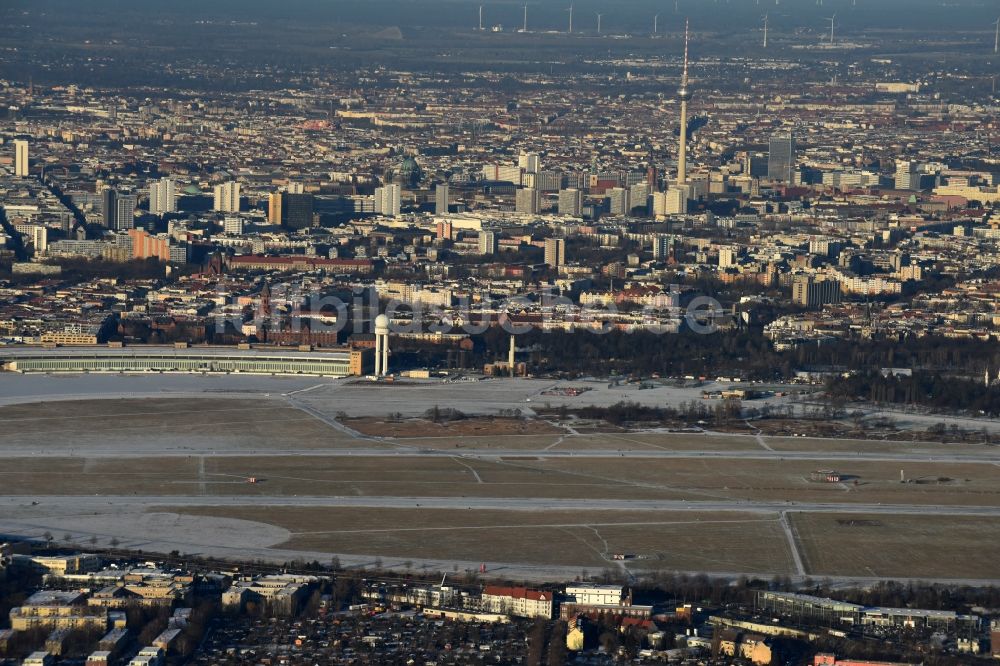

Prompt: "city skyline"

[0,2,998,664]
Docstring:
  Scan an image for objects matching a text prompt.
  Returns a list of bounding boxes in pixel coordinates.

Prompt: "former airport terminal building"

[755,591,981,632]
[0,345,374,377]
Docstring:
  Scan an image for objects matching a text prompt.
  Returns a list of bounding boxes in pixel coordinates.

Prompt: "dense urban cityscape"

[1,0,999,663]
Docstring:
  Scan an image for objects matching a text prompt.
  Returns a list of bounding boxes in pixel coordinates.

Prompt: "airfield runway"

[0,373,998,583]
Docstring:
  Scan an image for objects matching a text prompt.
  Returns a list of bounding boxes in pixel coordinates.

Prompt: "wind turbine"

[567,4,573,33]
[596,12,602,34]
[825,14,836,43]
[762,13,768,48]
[994,16,999,54]
[478,5,484,31]
[653,14,659,36]
[522,4,528,32]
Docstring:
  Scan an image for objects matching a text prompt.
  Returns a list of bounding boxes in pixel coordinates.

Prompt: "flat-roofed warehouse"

[0,345,373,377]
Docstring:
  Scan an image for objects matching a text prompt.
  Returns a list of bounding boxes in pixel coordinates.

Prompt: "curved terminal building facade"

[0,346,373,377]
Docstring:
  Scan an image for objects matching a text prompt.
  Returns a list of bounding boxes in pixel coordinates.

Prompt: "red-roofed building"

[619,616,653,631]
[481,586,553,619]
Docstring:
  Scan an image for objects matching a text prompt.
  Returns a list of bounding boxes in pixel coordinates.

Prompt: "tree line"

[827,371,1000,416]
[475,327,1000,415]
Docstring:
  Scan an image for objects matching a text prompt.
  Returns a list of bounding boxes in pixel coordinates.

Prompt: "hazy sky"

[9,0,1000,33]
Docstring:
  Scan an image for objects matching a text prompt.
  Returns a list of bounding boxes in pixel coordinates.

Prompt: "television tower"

[677,20,692,184]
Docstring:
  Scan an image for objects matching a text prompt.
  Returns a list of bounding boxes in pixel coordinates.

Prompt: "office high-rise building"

[101,188,117,229]
[482,164,524,185]
[30,226,46,254]
[15,224,47,254]
[607,187,630,216]
[544,238,566,268]
[652,235,675,261]
[651,192,667,217]
[14,140,29,178]
[115,193,137,231]
[268,192,283,224]
[435,220,453,241]
[128,228,172,262]
[478,230,498,255]
[213,181,241,212]
[536,171,562,192]
[518,152,540,175]
[629,183,650,214]
[558,188,583,216]
[435,183,450,214]
[894,160,919,191]
[224,217,245,235]
[718,246,738,268]
[149,178,176,215]
[746,153,769,178]
[625,170,647,187]
[283,193,315,230]
[767,133,796,183]
[665,187,688,215]
[792,275,842,308]
[375,184,401,217]
[515,187,539,214]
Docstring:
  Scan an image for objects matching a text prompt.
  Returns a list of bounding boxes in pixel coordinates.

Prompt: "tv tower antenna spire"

[677,19,692,184]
